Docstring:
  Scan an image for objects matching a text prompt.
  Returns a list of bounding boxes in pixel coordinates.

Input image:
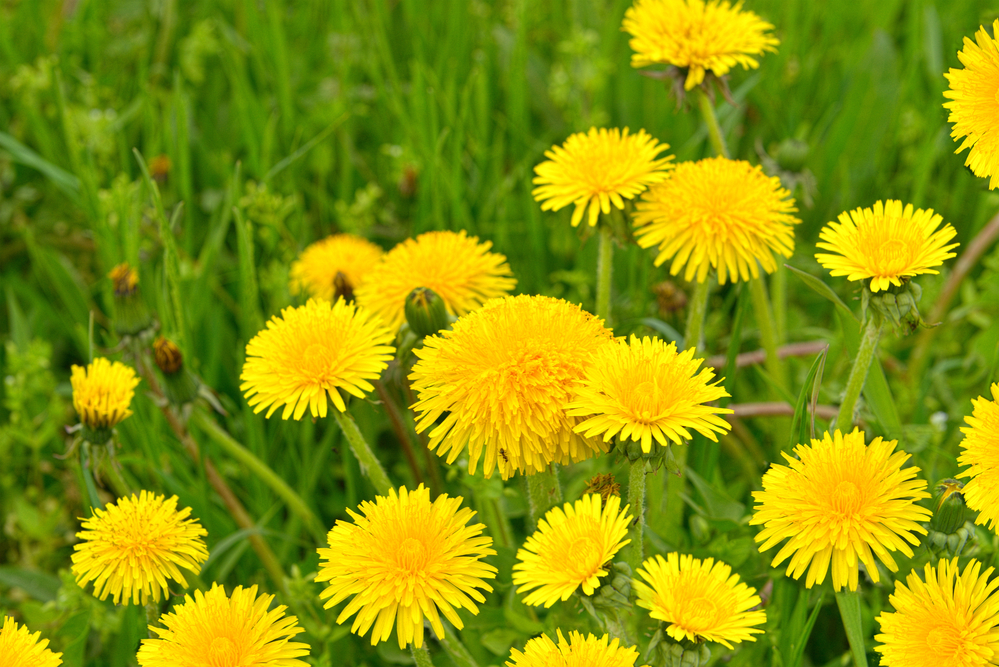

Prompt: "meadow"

[2,0,999,665]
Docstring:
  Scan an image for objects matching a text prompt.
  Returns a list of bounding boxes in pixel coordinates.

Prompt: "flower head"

[136,583,309,667]
[875,558,999,667]
[815,200,959,293]
[958,383,999,531]
[633,157,799,284]
[240,298,395,420]
[507,630,647,667]
[751,429,933,592]
[316,485,496,649]
[622,0,779,91]
[71,491,209,605]
[354,230,516,331]
[944,20,999,189]
[513,494,632,607]
[633,552,765,648]
[409,295,615,479]
[567,335,731,452]
[532,127,673,228]
[0,616,62,667]
[289,233,384,302]
[70,357,140,433]
[108,262,139,296]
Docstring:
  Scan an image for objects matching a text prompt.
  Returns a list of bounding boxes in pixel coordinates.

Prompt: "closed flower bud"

[404,287,449,338]
[931,479,969,536]
[153,337,201,406]
[108,263,152,336]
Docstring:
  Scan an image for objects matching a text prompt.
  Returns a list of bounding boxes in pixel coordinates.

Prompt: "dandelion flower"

[958,383,999,531]
[409,295,615,479]
[507,630,648,667]
[71,491,208,606]
[815,200,959,293]
[633,157,799,284]
[622,0,779,91]
[136,583,309,667]
[633,552,765,648]
[315,485,496,649]
[567,335,731,452]
[240,298,394,420]
[875,558,999,667]
[70,357,140,437]
[289,233,384,301]
[751,429,933,592]
[0,616,62,667]
[513,494,632,607]
[532,127,673,228]
[354,230,515,331]
[945,20,999,189]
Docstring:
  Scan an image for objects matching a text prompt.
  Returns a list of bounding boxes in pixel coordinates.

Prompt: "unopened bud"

[405,287,449,338]
[932,479,970,536]
[153,336,200,405]
[154,336,184,374]
[108,262,152,336]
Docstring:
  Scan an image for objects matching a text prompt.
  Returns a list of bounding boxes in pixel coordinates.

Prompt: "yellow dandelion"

[567,335,732,452]
[71,491,208,606]
[750,429,933,592]
[315,485,496,649]
[136,583,309,667]
[633,157,799,284]
[958,383,999,531]
[815,200,959,293]
[289,233,384,301]
[507,630,648,667]
[70,357,140,434]
[0,616,62,667]
[875,558,999,667]
[532,127,673,228]
[622,0,779,91]
[354,230,516,331]
[240,298,395,420]
[633,552,766,649]
[513,494,633,607]
[945,20,999,189]
[409,294,616,479]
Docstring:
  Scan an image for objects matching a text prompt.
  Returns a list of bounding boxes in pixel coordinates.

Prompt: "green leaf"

[836,588,869,667]
[786,264,856,323]
[789,592,826,667]
[0,567,61,602]
[789,347,828,451]
[0,130,81,202]
[721,285,749,408]
[639,317,684,349]
[56,611,90,667]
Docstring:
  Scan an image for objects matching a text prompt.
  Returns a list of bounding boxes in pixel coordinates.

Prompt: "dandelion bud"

[108,263,152,336]
[404,287,449,338]
[153,337,200,405]
[775,138,809,173]
[932,480,969,535]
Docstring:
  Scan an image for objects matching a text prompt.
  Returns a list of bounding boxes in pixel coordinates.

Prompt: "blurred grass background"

[3,0,999,665]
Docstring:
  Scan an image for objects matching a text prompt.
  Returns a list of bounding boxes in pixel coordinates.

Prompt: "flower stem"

[834,318,883,432]
[411,644,436,667]
[835,589,869,667]
[438,630,480,667]
[596,224,614,326]
[525,466,562,527]
[696,87,730,159]
[192,410,326,541]
[627,459,646,573]
[749,275,788,393]
[684,278,712,353]
[144,602,160,638]
[334,409,394,496]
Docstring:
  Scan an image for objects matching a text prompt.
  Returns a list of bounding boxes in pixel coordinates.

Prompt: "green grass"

[2,0,999,665]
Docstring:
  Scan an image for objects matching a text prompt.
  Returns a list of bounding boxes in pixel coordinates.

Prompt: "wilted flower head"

[316,485,496,649]
[71,491,209,605]
[532,127,673,228]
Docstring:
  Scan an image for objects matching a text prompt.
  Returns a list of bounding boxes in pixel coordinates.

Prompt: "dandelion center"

[831,480,864,516]
[208,637,238,667]
[685,597,720,631]
[302,343,334,378]
[632,380,664,422]
[396,538,429,572]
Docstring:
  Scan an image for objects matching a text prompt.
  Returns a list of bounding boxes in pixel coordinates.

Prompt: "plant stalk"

[696,87,730,158]
[684,278,712,354]
[834,318,883,432]
[596,224,614,326]
[525,466,562,528]
[411,644,436,667]
[749,275,788,393]
[334,409,393,496]
[627,459,646,573]
[836,589,869,667]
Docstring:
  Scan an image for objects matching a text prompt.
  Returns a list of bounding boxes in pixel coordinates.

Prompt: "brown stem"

[727,401,838,420]
[374,379,423,487]
[705,340,829,371]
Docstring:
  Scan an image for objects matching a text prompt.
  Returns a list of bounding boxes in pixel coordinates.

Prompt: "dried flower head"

[71,491,209,605]
[289,233,384,302]
[958,383,999,531]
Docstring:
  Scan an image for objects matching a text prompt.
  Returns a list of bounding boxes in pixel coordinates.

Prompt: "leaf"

[639,317,684,349]
[835,588,869,667]
[788,592,825,667]
[0,130,81,202]
[56,611,90,667]
[685,468,745,522]
[721,285,749,407]
[786,264,856,323]
[0,567,61,602]
[789,347,828,451]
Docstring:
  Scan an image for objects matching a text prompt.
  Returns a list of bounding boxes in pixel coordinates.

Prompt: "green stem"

[191,410,325,540]
[438,630,480,667]
[411,644,436,667]
[696,87,730,158]
[144,602,160,638]
[663,445,689,540]
[334,409,394,496]
[835,589,869,667]
[834,318,883,432]
[684,278,712,353]
[627,460,646,573]
[596,225,614,326]
[749,275,788,393]
[525,466,562,527]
